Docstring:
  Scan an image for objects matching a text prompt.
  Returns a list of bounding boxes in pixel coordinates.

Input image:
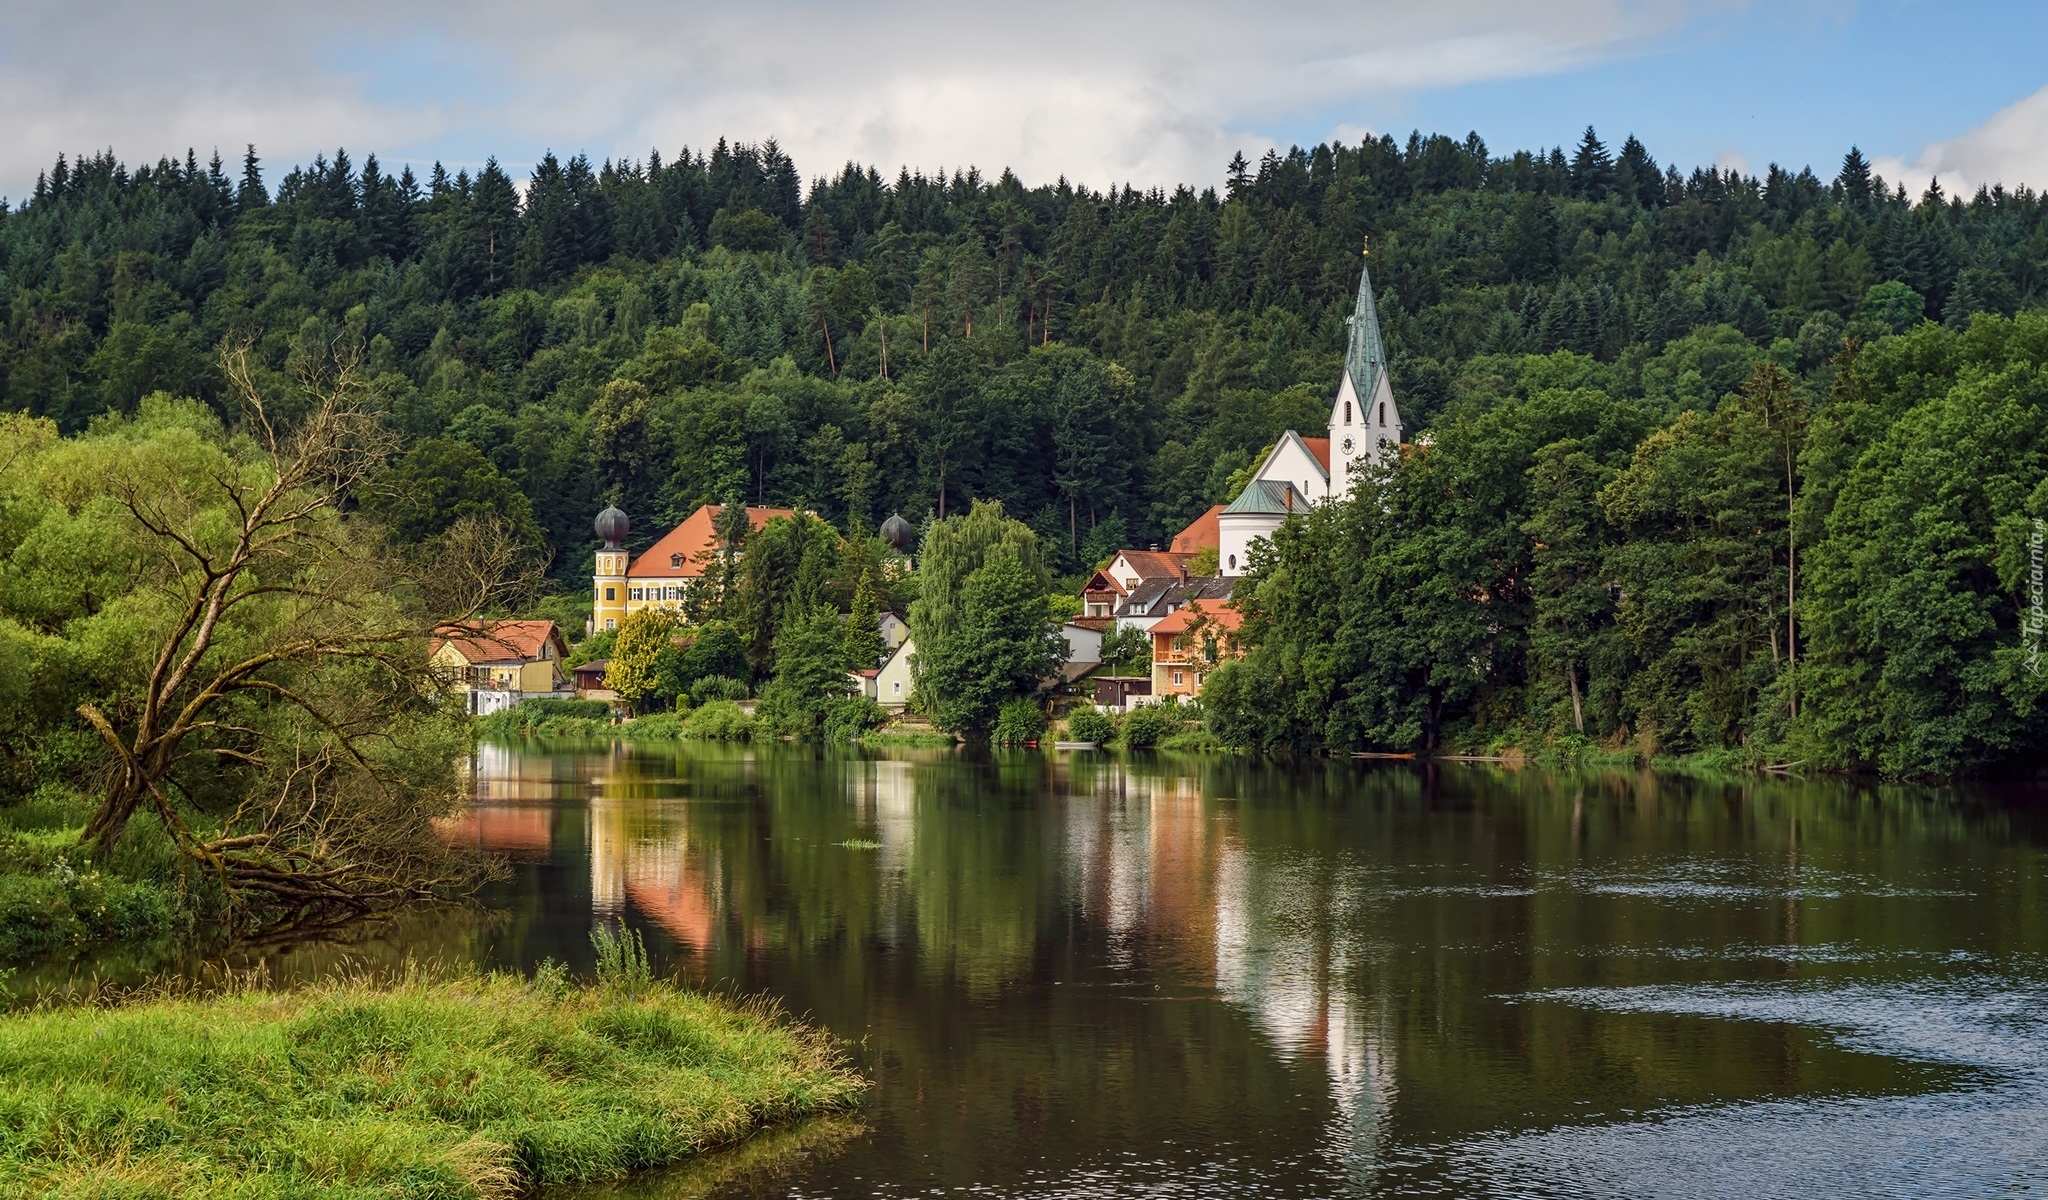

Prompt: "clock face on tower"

[1341,437,1355,455]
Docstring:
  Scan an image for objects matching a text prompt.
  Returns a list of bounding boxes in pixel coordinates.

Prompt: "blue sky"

[0,0,2043,200]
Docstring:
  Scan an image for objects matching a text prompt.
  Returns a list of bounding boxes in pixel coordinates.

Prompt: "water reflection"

[207,746,2048,1195]
[428,753,2048,1187]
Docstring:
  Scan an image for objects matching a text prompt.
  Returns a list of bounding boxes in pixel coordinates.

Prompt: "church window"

[604,587,616,602]
[1228,554,1236,571]
[670,553,682,568]
[1379,402,1386,425]
[1344,401,1352,424]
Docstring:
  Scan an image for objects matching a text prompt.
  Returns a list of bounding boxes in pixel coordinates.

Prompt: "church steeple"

[1345,247,1388,408]
[1328,240,1402,499]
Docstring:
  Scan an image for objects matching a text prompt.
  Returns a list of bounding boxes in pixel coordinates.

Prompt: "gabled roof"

[1082,568,1128,597]
[1222,479,1306,517]
[1110,549,1191,581]
[1299,437,1332,474]
[1149,598,1243,636]
[627,505,797,579]
[1345,258,1389,407]
[433,620,566,665]
[1169,505,1223,554]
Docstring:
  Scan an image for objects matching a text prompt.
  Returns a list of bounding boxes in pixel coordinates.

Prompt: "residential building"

[432,620,571,714]
[1149,600,1244,700]
[591,502,797,632]
[875,638,916,711]
[1218,255,1402,576]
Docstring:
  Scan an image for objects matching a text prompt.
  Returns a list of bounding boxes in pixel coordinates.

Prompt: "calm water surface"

[143,746,2048,1195]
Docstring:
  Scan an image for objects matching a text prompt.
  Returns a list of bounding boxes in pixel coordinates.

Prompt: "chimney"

[1180,564,1189,584]
[1148,542,1160,552]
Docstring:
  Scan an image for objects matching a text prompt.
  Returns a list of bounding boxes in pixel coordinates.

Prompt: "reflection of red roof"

[1149,598,1242,636]
[435,805,553,854]
[1299,437,1332,474]
[1169,506,1222,554]
[432,620,564,665]
[628,505,797,579]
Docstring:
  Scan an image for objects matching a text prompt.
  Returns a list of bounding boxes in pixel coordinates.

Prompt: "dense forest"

[1,128,2043,773]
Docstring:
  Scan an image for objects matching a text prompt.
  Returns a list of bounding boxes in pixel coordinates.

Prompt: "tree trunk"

[1568,663,1584,734]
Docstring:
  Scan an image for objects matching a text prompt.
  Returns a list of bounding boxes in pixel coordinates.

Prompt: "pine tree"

[237,145,267,211]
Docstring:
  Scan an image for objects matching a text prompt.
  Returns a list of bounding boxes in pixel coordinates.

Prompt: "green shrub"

[991,699,1048,746]
[1065,708,1115,744]
[681,700,756,741]
[620,711,687,740]
[1119,705,1181,749]
[690,674,750,705]
[824,697,888,743]
[1157,728,1225,753]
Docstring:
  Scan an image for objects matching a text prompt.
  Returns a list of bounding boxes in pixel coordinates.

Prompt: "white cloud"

[1873,82,2048,198]
[0,0,1711,199]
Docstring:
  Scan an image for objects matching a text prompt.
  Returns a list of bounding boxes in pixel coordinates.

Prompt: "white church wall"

[1219,512,1283,577]
[1259,435,1330,506]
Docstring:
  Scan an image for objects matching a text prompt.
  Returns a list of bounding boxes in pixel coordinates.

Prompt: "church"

[1217,254,1402,576]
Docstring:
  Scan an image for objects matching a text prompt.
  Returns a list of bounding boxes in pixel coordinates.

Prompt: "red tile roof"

[1169,505,1222,554]
[628,505,798,579]
[432,620,565,664]
[1112,549,1192,580]
[1147,598,1243,636]
[1299,436,1332,474]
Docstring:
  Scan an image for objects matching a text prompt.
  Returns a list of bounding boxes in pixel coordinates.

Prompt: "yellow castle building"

[590,502,794,632]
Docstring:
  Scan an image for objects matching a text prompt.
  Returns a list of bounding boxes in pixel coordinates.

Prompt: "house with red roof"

[1148,599,1244,699]
[431,619,571,714]
[590,503,798,633]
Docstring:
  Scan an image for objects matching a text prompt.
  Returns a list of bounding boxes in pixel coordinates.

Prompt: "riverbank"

[0,966,862,1198]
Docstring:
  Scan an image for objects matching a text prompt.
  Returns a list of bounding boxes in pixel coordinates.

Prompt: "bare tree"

[75,342,517,930]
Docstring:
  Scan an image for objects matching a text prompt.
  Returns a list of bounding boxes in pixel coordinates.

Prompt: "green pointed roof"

[1346,257,1387,404]
[1222,479,1302,517]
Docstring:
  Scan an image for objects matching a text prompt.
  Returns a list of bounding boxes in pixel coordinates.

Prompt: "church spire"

[1345,245,1388,407]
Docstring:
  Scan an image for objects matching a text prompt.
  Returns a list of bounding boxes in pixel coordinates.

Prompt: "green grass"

[0,789,179,964]
[857,730,955,748]
[0,966,863,1199]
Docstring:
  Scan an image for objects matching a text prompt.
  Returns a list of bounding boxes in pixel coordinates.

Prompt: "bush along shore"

[0,937,863,1199]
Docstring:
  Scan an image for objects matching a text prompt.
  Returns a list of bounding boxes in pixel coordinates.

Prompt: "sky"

[2,0,2044,202]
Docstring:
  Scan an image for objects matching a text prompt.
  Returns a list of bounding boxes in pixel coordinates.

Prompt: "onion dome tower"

[592,505,631,634]
[879,513,915,553]
[595,504,630,549]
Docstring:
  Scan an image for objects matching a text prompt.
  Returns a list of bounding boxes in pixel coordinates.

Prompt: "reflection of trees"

[431,743,2048,1192]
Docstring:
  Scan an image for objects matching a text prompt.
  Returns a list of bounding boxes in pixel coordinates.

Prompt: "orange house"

[1149,599,1243,699]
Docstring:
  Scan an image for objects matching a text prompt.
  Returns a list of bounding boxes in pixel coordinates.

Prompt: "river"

[114,744,2048,1195]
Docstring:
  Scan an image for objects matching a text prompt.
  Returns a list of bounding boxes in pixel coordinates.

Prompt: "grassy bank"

[0,788,182,964]
[477,701,758,744]
[0,964,862,1198]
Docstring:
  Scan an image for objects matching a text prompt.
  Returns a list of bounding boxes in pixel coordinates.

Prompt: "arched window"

[1344,400,1352,424]
[1379,402,1386,425]
[1228,553,1237,571]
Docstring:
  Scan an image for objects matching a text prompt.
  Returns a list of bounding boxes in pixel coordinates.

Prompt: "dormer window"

[670,553,682,569]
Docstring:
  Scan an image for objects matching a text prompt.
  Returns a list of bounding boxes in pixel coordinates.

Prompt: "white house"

[875,638,916,711]
[1218,255,1404,577]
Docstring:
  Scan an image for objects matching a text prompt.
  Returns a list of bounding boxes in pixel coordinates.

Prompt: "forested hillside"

[2,129,2043,772]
